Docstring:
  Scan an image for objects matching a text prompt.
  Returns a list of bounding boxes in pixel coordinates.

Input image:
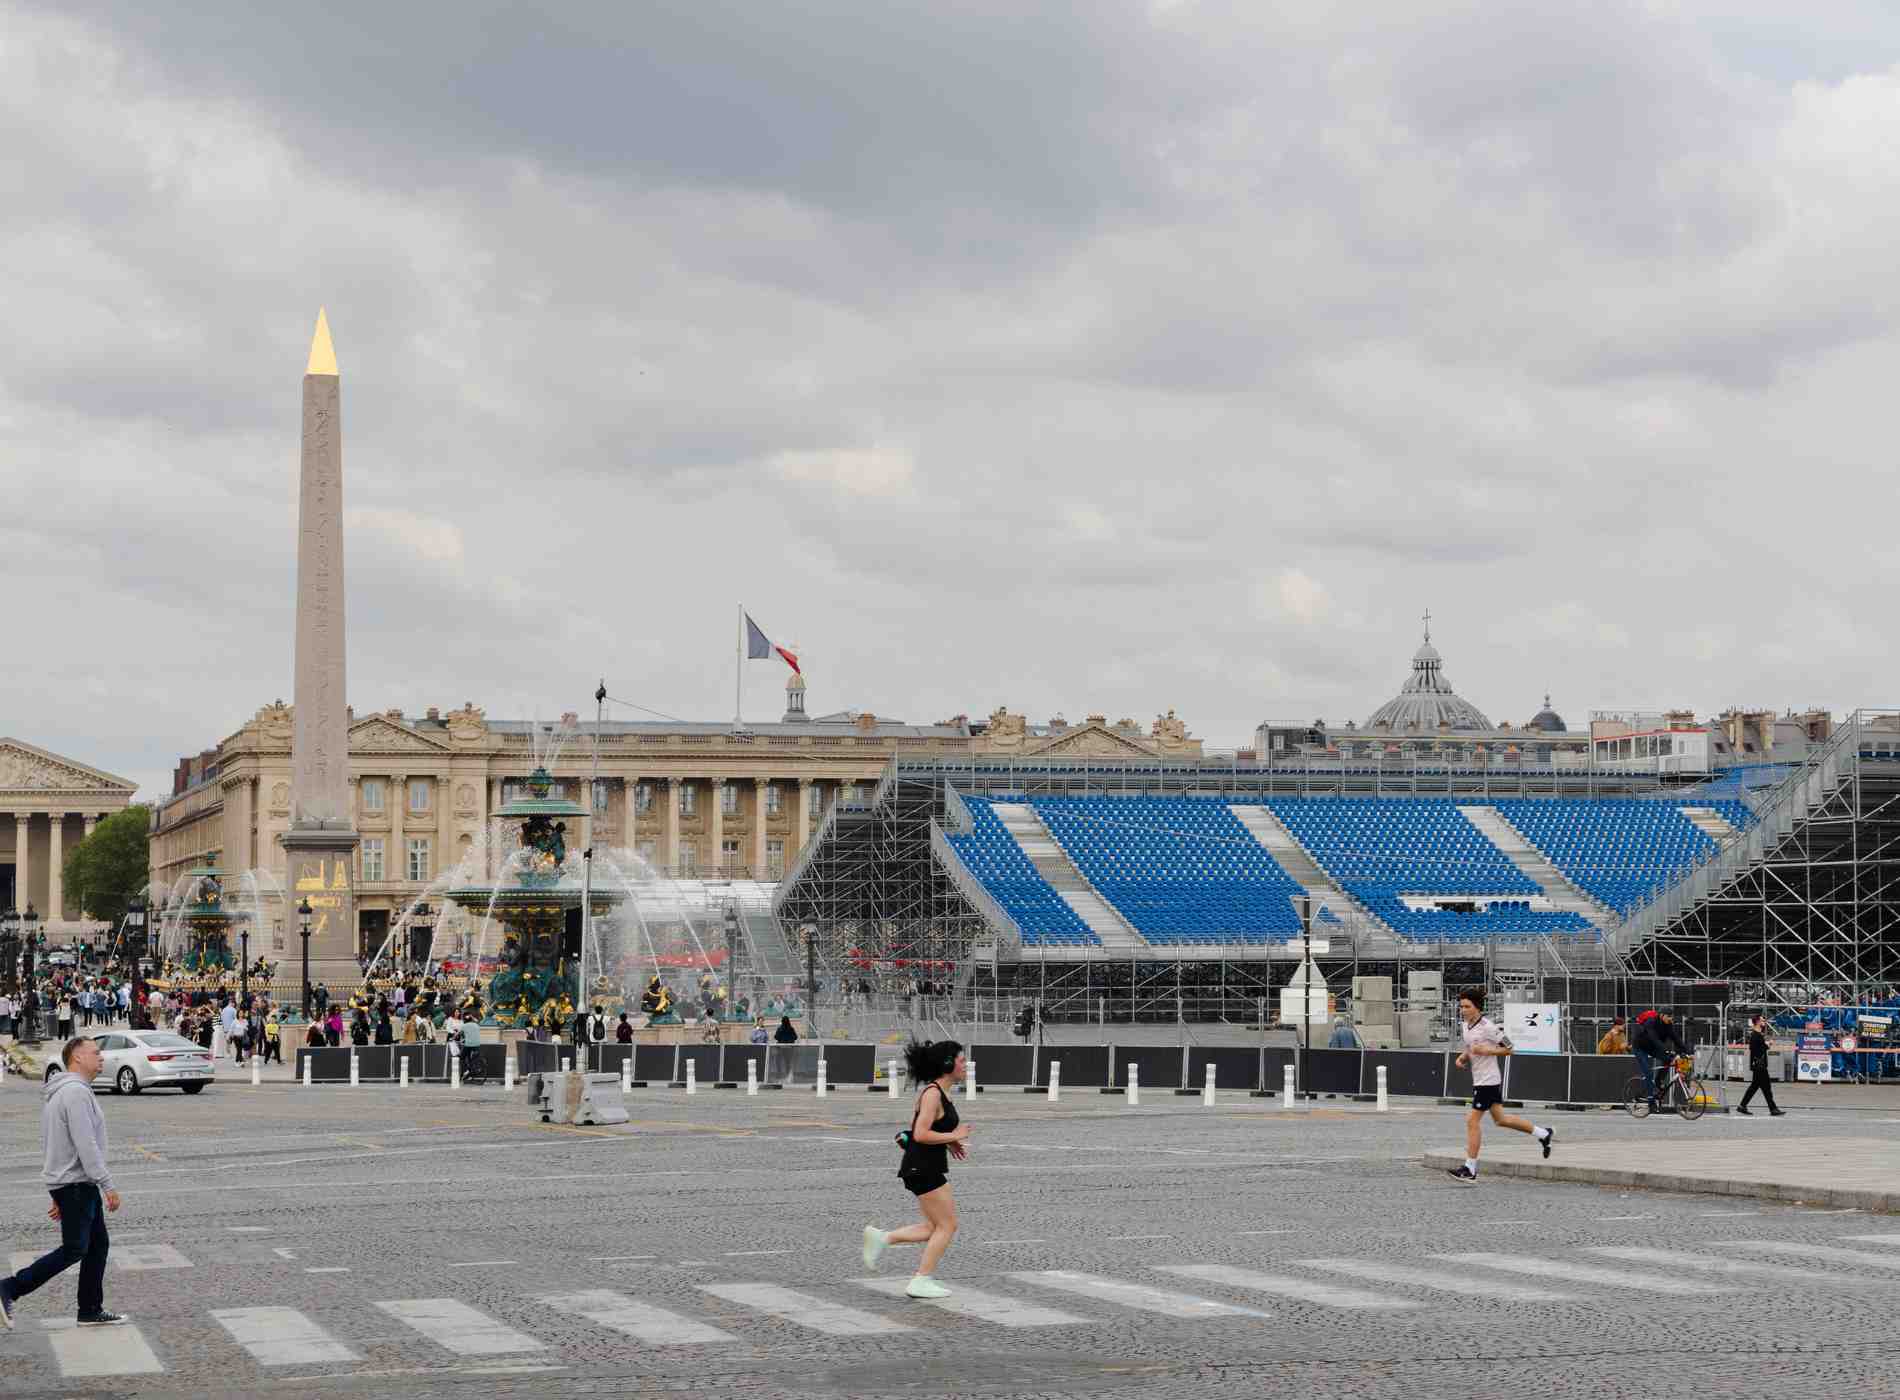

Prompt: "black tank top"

[910,1082,958,1175]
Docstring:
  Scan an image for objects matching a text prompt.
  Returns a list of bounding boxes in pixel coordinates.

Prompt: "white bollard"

[453,1053,462,1089]
[746,1059,758,1096]
[1376,1065,1388,1112]
[400,1061,410,1089]
[252,1056,261,1087]
[964,1057,977,1098]
[621,1057,632,1093]
[302,1055,312,1088]
[1048,1061,1061,1102]
[562,1057,571,1074]
[816,1058,828,1098]
[1126,1063,1140,1107]
[686,1060,697,1095]
[887,1059,899,1097]
[1202,1063,1216,1107]
[504,1056,516,1091]
[1281,1064,1295,1109]
[349,1054,359,1087]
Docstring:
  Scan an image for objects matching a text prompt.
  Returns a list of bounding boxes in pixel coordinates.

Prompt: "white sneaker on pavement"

[905,1276,950,1300]
[861,1226,888,1271]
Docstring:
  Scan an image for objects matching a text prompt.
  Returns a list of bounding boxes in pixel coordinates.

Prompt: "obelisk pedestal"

[280,309,359,974]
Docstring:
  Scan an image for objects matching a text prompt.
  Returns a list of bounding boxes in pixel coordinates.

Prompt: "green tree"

[62,804,151,929]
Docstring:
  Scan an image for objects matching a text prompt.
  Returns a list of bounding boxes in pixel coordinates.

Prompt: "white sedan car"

[91,1030,216,1095]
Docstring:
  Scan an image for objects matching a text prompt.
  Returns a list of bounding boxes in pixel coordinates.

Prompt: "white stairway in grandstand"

[1458,806,1613,932]
[1678,806,1739,843]
[1225,804,1392,936]
[990,803,1148,950]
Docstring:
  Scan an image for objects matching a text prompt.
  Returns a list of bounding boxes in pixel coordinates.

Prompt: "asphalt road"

[2,1071,1896,1400]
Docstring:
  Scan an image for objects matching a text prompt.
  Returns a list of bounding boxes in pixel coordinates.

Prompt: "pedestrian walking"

[1447,988,1554,1185]
[56,995,74,1040]
[1596,1015,1630,1055]
[774,1015,798,1044]
[1737,1013,1786,1117]
[0,1037,127,1330]
[860,1039,971,1299]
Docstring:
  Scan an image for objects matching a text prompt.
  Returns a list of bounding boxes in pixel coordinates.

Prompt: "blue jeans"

[5,1182,110,1317]
[1633,1050,1658,1100]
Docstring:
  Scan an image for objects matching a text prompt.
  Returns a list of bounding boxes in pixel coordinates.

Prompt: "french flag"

[744,612,800,674]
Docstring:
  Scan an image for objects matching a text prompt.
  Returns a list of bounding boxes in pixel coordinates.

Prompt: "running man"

[861,1039,971,1298]
[1448,988,1553,1185]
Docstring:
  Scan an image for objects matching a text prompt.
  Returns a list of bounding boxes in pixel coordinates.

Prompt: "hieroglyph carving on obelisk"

[290,308,351,829]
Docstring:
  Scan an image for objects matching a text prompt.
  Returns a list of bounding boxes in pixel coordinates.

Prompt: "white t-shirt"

[1462,1016,1509,1087]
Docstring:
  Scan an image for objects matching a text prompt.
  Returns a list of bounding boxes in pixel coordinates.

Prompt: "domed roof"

[1528,693,1566,733]
[1366,615,1491,732]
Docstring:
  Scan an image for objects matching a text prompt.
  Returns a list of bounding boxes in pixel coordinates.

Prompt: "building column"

[390,774,408,886]
[709,778,727,875]
[752,779,769,877]
[621,776,637,853]
[83,815,98,840]
[794,779,815,862]
[13,814,29,915]
[663,778,681,872]
[47,812,65,924]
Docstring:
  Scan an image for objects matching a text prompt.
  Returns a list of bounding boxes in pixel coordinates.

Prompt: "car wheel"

[180,1082,205,1095]
[117,1066,141,1095]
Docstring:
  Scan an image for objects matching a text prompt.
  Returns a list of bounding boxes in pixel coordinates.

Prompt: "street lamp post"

[240,922,252,1007]
[20,904,41,1045]
[298,898,314,1021]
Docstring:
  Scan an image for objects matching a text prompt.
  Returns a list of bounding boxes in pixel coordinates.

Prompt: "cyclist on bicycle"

[1631,1009,1686,1112]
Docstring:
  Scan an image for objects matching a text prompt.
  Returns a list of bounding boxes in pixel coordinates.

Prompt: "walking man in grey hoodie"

[0,1036,126,1329]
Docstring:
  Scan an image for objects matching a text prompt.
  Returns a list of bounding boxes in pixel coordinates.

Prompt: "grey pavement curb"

[1420,1150,1900,1214]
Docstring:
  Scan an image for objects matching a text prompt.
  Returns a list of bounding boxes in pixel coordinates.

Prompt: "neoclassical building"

[150,680,1202,958]
[0,739,140,932]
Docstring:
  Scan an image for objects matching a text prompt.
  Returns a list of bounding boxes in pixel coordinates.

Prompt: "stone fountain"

[442,765,624,1028]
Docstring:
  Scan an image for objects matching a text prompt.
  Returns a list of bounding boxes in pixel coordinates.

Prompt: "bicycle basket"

[1675,1056,1693,1073]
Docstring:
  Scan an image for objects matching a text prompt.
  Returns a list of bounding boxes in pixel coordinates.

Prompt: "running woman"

[861,1039,971,1298]
[1448,988,1553,1184]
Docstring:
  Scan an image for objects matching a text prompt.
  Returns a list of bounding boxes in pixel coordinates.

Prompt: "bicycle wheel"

[1624,1075,1653,1119]
[1680,1079,1709,1121]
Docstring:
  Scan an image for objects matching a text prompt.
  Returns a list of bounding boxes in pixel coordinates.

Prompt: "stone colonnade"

[5,810,111,923]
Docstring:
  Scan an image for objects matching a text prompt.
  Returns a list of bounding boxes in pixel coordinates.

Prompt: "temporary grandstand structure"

[777,715,1900,1027]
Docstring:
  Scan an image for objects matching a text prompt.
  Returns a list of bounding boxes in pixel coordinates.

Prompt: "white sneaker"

[905,1276,950,1300]
[861,1226,888,1271]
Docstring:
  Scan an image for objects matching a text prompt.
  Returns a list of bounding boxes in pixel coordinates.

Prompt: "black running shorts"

[902,1172,948,1197]
[1470,1084,1504,1111]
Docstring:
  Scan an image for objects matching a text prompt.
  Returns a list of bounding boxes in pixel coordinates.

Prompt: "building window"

[593,779,611,814]
[679,841,697,874]
[720,783,738,816]
[720,838,740,873]
[406,837,431,882]
[765,784,783,817]
[407,779,430,813]
[767,838,784,879]
[635,783,653,815]
[680,784,697,816]
[362,779,385,813]
[362,838,384,883]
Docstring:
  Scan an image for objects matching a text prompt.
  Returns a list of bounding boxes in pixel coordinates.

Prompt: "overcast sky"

[9,2,1900,799]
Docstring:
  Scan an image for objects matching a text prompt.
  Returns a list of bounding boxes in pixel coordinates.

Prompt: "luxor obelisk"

[280,309,359,970]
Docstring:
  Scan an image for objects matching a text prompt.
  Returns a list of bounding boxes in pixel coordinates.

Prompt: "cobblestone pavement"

[1,1073,1897,1400]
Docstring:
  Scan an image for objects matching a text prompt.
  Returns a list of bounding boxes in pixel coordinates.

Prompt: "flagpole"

[735,602,743,728]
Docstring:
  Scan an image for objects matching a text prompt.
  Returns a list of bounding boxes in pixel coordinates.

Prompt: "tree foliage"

[61,805,151,928]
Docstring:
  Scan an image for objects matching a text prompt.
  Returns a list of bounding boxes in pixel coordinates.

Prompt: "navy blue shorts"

[1470,1084,1504,1112]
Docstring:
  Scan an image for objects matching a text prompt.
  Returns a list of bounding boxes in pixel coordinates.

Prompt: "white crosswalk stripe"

[855,1277,1088,1326]
[1841,1234,1900,1246]
[1008,1270,1268,1319]
[697,1282,913,1335]
[1159,1263,1420,1310]
[1434,1253,1734,1294]
[43,1318,164,1378]
[539,1289,736,1345]
[113,1244,193,1271]
[212,1306,359,1366]
[1588,1246,1845,1285]
[375,1299,544,1355]
[1717,1241,1900,1271]
[1297,1257,1575,1303]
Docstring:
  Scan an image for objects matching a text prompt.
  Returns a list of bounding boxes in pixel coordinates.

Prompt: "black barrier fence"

[290,1038,1658,1105]
[1188,1046,1261,1093]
